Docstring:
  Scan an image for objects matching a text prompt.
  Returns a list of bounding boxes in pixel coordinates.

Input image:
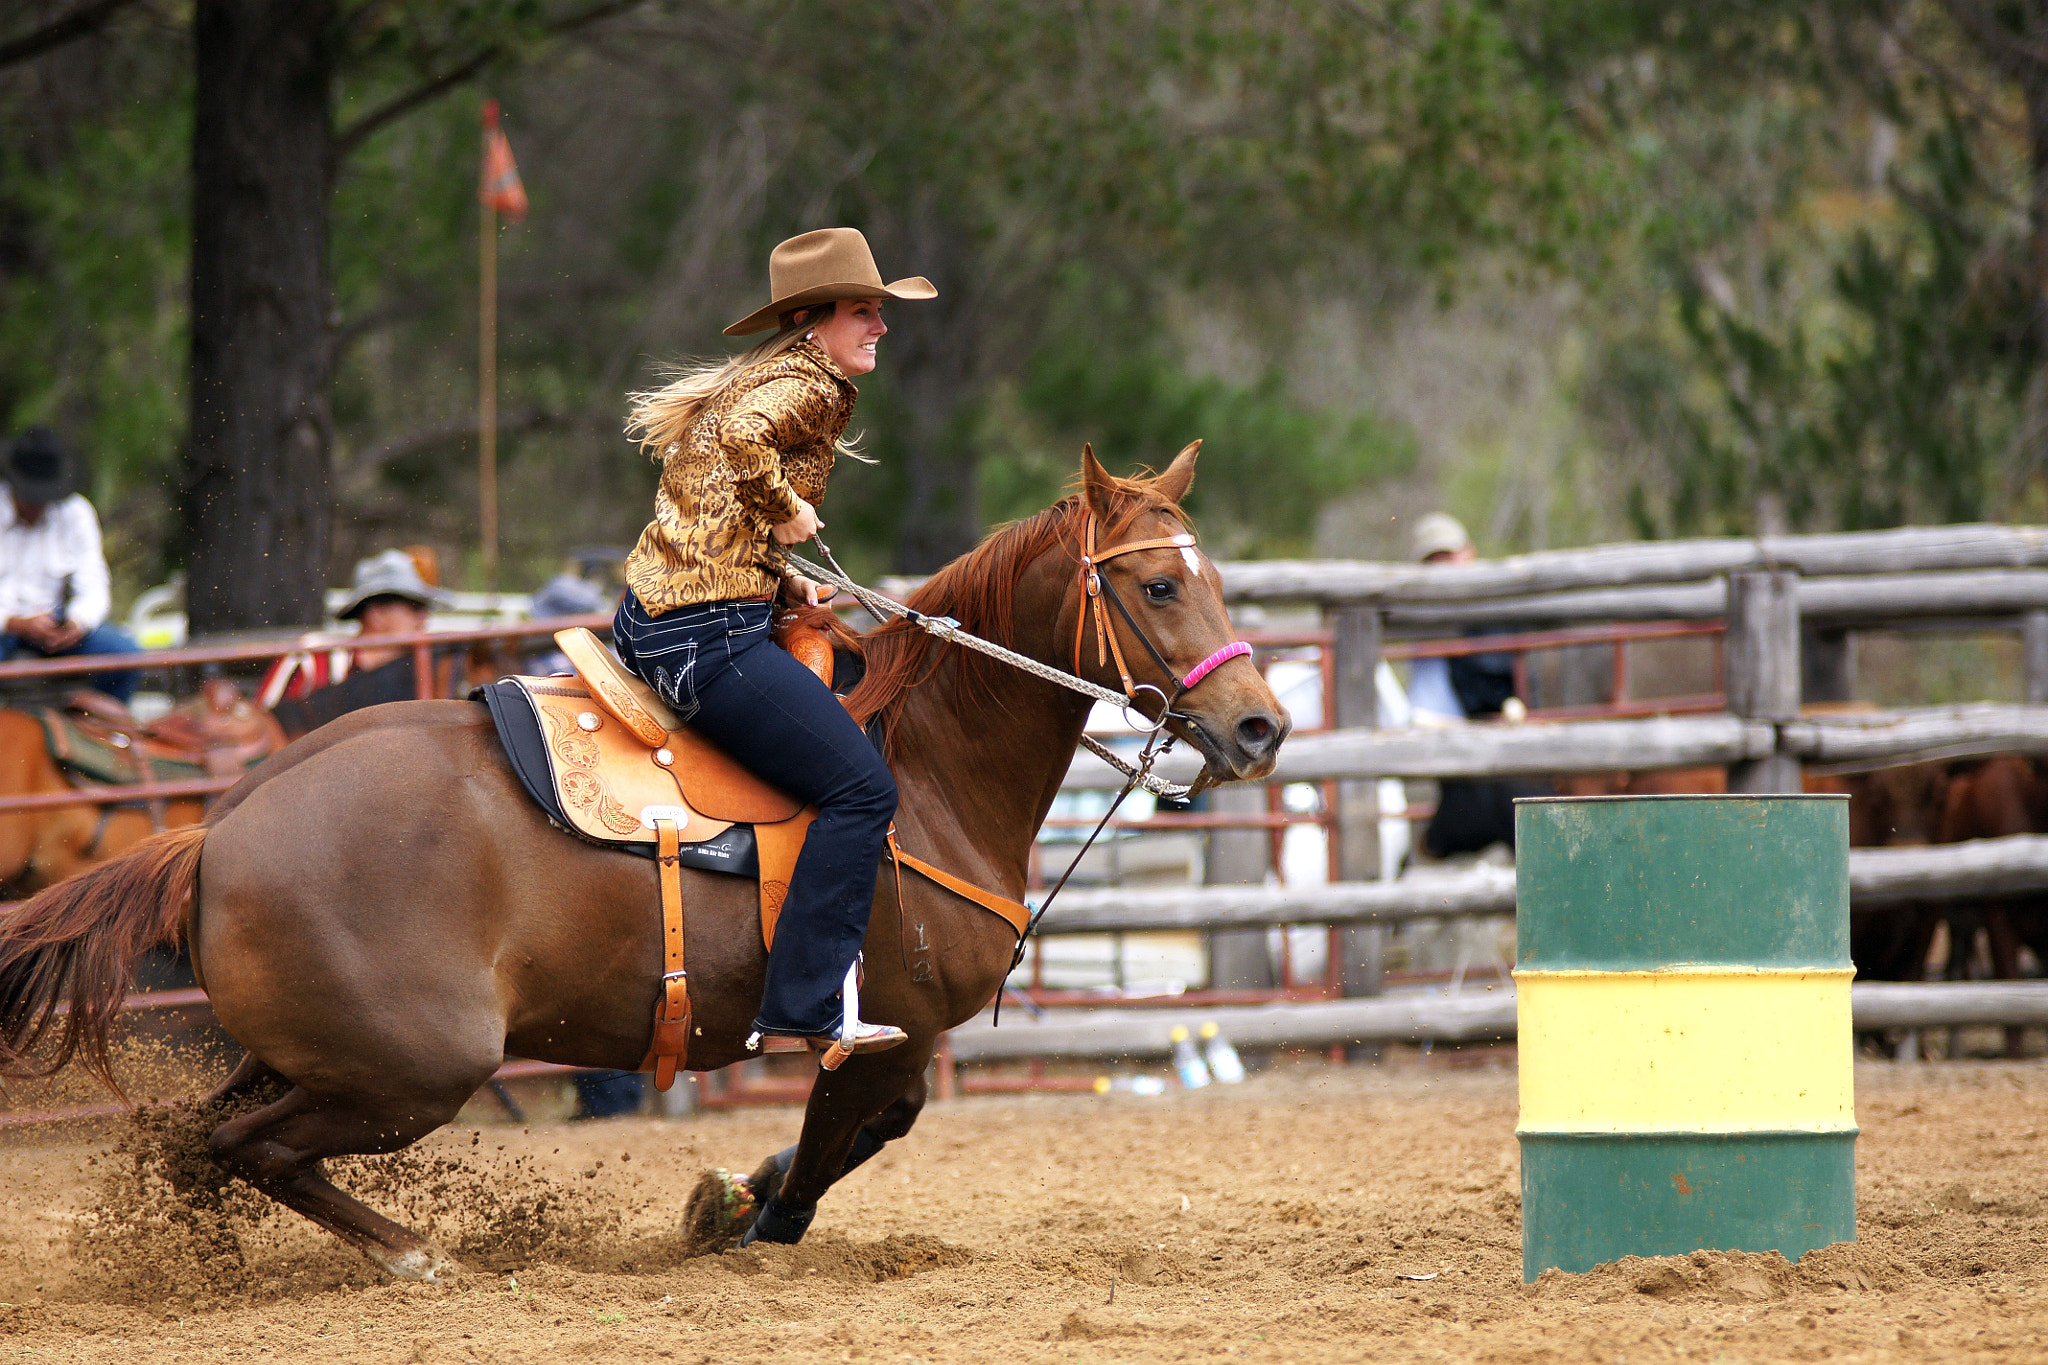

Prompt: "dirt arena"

[0,1053,2045,1363]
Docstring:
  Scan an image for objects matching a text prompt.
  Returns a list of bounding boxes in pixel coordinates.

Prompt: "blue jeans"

[613,593,898,1036]
[0,622,142,703]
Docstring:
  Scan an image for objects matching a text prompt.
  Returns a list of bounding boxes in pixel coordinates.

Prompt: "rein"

[772,516,1254,1019]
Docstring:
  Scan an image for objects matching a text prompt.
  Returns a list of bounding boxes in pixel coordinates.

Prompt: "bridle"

[1073,512,1255,735]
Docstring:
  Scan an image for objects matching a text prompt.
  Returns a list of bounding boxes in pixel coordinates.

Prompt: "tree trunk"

[184,0,336,633]
[2027,29,2048,366]
[882,210,981,573]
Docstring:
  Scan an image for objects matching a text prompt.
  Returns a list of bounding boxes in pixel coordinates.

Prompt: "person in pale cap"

[525,572,613,676]
[1411,511,1475,565]
[1407,509,1538,859]
[0,428,141,702]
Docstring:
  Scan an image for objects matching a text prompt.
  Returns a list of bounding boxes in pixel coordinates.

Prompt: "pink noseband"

[1180,640,1253,692]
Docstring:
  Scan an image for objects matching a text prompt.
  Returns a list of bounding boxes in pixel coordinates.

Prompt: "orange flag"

[480,99,528,222]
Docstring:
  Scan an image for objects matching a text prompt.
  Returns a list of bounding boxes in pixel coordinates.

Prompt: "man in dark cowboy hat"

[0,428,141,702]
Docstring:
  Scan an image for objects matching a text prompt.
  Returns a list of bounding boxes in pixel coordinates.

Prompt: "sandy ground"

[0,1053,2045,1363]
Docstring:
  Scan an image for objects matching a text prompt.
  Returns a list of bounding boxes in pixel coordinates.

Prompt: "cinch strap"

[1181,640,1252,691]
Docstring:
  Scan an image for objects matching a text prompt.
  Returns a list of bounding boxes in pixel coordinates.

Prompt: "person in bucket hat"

[0,428,141,702]
[259,549,455,733]
[613,227,934,1137]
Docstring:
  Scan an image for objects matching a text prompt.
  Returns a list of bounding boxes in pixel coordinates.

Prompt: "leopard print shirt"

[624,340,856,612]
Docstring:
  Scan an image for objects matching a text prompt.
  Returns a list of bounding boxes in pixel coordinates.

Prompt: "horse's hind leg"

[204,1080,480,1282]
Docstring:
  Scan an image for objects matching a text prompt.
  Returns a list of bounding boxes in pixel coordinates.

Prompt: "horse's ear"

[1152,440,1200,505]
[1079,443,1117,520]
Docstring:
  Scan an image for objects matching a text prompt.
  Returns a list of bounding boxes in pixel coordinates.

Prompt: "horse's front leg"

[739,1045,932,1246]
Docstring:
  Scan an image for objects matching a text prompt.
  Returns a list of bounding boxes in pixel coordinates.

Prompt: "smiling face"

[809,297,887,376]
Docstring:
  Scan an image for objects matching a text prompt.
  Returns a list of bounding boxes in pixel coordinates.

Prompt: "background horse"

[0,709,202,894]
[0,446,1285,1281]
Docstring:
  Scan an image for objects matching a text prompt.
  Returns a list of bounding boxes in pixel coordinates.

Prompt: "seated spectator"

[262,549,453,736]
[0,429,141,702]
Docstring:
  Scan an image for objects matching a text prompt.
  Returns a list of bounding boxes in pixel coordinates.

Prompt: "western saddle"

[494,626,1027,1089]
[31,679,284,839]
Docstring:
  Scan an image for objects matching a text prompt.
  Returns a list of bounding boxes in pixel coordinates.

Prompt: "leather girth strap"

[885,831,1029,939]
[638,818,692,1091]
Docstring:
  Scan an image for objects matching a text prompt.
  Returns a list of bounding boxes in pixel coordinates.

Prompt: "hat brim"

[723,276,937,337]
[6,477,73,506]
[338,587,449,621]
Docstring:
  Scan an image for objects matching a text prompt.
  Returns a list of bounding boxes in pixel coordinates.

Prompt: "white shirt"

[1406,656,1466,724]
[0,488,111,631]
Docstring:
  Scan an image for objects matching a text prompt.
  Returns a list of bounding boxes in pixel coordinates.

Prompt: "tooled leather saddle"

[477,622,1028,1090]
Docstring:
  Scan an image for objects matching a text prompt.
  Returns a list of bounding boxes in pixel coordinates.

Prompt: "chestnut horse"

[0,448,1285,1280]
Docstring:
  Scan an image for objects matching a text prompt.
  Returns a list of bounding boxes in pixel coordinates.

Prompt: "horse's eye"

[1143,578,1177,603]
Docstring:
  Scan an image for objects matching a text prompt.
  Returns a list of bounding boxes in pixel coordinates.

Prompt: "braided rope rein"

[772,544,1196,802]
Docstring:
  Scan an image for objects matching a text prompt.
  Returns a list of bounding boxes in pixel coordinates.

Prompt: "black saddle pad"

[473,678,757,876]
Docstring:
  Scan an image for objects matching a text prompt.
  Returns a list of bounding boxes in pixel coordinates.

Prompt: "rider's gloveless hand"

[772,498,821,546]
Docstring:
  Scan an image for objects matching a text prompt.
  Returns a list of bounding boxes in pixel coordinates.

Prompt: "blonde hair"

[625,303,868,463]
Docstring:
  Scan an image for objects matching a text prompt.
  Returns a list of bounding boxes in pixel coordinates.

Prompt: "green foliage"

[990,345,1415,556]
[1602,78,2035,535]
[1816,113,2033,527]
[0,54,189,501]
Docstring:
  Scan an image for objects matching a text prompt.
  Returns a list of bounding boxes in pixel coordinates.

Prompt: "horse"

[0,445,1286,1281]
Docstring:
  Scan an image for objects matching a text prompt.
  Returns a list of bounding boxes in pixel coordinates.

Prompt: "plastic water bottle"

[1170,1025,1211,1089]
[1200,1021,1246,1084]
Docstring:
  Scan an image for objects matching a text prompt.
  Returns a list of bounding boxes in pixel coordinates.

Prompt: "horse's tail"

[0,824,208,1094]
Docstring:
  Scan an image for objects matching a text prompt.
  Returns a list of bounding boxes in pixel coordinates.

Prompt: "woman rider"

[615,228,935,1060]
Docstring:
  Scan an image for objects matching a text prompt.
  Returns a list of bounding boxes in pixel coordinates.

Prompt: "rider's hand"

[782,574,836,608]
[772,499,821,546]
[44,621,86,653]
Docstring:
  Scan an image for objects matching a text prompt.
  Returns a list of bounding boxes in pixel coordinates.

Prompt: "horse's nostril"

[1235,713,1279,756]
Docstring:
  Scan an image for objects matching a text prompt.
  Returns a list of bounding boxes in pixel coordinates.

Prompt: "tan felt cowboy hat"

[724,227,936,337]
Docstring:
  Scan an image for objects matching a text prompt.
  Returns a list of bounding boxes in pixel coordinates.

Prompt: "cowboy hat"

[337,549,453,620]
[723,228,936,337]
[5,428,81,506]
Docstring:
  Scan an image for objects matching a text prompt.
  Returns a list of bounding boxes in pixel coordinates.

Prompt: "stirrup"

[817,1021,909,1071]
[816,955,907,1071]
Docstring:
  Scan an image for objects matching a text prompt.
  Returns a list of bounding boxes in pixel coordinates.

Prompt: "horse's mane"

[841,469,1189,734]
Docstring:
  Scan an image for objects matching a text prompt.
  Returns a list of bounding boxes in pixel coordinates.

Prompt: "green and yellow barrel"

[1514,794,1855,1281]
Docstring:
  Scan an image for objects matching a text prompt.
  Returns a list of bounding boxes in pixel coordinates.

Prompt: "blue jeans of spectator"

[612,592,898,1037]
[0,623,143,703]
[571,1070,646,1119]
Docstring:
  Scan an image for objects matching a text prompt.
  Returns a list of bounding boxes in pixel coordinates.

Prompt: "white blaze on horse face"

[1181,545,1201,576]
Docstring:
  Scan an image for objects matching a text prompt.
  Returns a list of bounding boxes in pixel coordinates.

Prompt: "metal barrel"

[1513,794,1855,1282]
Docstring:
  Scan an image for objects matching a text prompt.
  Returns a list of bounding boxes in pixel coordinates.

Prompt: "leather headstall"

[1072,513,1252,725]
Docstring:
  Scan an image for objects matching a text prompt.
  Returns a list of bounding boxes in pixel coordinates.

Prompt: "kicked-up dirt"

[0,1053,2044,1362]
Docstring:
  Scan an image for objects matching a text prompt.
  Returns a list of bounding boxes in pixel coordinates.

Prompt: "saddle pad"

[476,679,758,875]
[36,709,207,787]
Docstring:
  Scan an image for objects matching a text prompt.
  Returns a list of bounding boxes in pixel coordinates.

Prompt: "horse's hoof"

[682,1167,758,1256]
[367,1244,459,1284]
[738,1193,815,1247]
